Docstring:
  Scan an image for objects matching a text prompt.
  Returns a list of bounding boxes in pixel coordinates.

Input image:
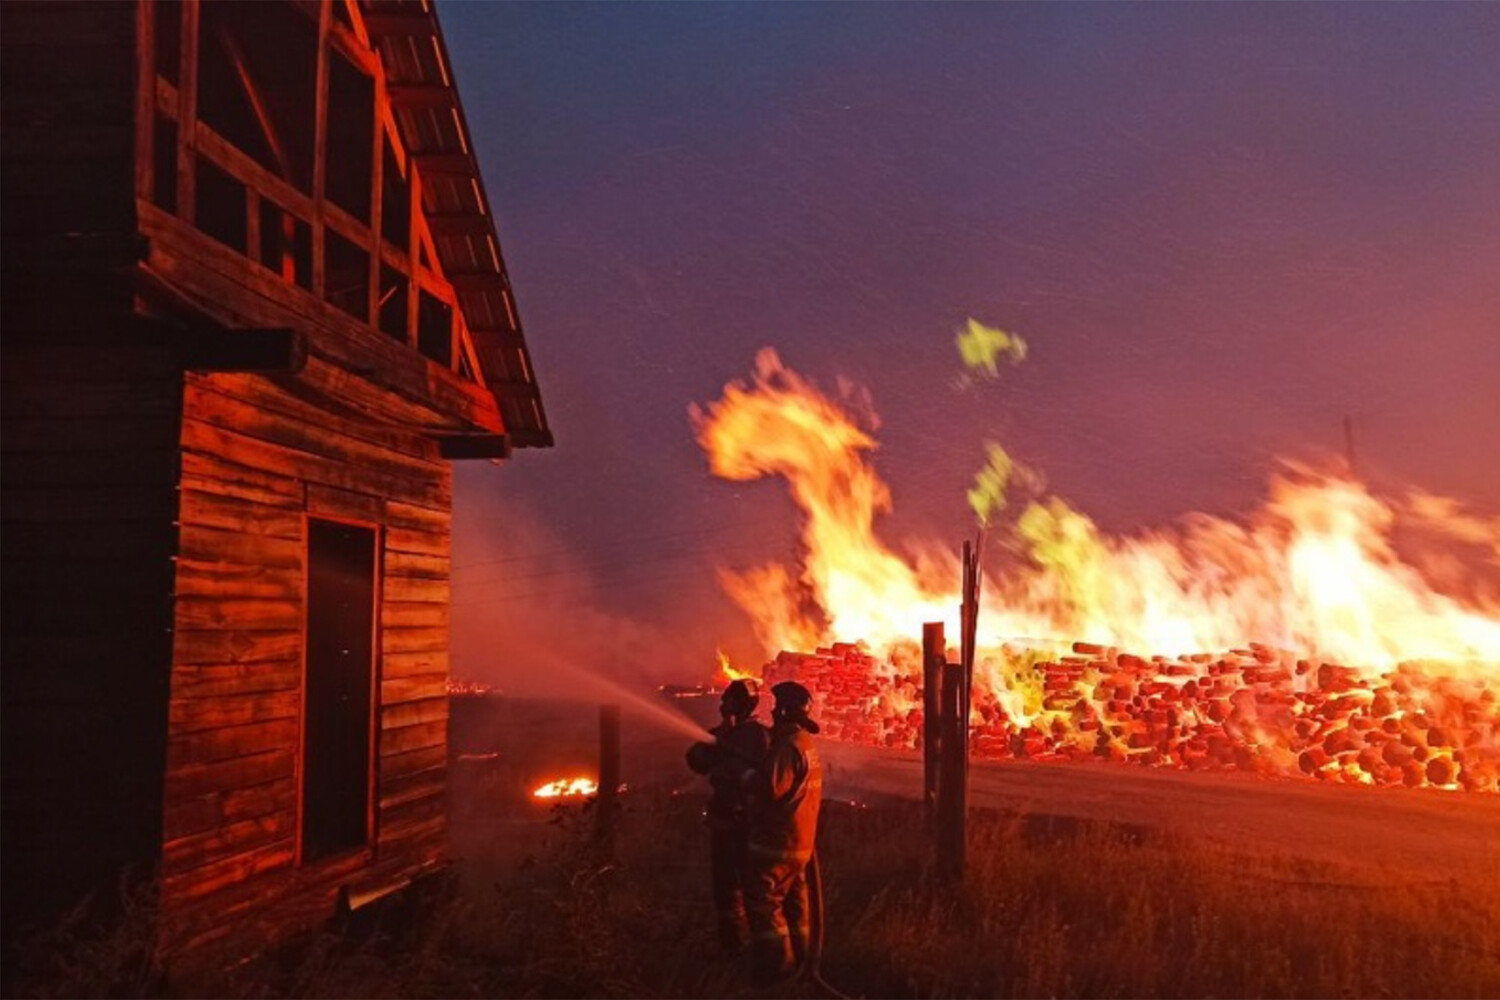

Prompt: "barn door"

[302,518,378,862]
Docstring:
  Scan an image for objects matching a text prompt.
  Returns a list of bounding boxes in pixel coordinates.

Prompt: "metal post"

[922,622,944,825]
[595,703,621,847]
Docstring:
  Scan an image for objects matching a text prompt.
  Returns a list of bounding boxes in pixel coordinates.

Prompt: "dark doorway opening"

[302,518,378,862]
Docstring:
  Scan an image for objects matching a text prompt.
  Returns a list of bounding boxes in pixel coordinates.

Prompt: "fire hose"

[804,849,854,1000]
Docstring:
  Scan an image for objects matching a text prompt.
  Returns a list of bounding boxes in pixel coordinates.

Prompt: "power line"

[450,512,791,572]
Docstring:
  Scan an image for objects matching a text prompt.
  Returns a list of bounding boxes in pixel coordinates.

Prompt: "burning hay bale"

[763,641,1500,793]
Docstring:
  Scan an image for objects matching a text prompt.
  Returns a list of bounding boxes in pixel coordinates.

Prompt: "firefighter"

[685,679,771,953]
[744,680,824,984]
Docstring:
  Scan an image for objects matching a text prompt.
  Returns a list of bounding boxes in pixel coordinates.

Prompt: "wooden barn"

[1,0,550,966]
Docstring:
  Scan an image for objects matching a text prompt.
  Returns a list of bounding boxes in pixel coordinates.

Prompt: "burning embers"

[764,640,1500,792]
[532,777,598,799]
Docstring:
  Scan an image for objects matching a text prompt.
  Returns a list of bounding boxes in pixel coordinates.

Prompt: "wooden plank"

[312,0,331,298]
[384,527,447,560]
[175,0,201,223]
[169,689,301,733]
[360,11,437,37]
[306,483,384,524]
[175,597,302,632]
[378,770,444,811]
[159,838,296,903]
[381,601,448,629]
[164,748,296,801]
[181,417,450,510]
[383,574,448,603]
[177,522,303,570]
[180,450,303,506]
[386,84,455,110]
[382,649,447,679]
[384,499,449,534]
[170,659,300,700]
[380,673,446,705]
[377,812,444,853]
[380,744,445,779]
[178,488,304,539]
[184,382,445,482]
[380,697,447,731]
[190,373,439,461]
[167,718,300,769]
[410,152,471,176]
[162,809,296,876]
[175,561,302,602]
[134,0,156,202]
[162,777,296,840]
[367,80,384,327]
[381,627,445,656]
[174,628,302,666]
[383,551,448,579]
[379,719,445,756]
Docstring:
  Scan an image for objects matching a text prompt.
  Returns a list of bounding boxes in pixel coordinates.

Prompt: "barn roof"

[359,0,552,448]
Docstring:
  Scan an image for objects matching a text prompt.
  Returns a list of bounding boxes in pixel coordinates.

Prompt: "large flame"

[691,349,1500,676]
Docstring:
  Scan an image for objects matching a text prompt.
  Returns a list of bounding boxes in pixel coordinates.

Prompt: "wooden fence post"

[922,621,945,825]
[937,661,967,881]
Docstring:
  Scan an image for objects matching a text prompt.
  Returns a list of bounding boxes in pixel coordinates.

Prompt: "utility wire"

[451,512,792,572]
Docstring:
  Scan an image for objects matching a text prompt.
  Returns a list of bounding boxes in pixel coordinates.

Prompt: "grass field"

[10,696,1500,998]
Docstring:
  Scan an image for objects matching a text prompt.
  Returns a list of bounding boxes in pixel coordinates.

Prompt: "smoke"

[450,489,686,697]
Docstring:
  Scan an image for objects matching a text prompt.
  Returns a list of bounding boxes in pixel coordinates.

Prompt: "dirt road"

[822,742,1500,878]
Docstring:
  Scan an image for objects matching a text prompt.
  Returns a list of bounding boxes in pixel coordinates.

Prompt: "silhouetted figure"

[745,681,823,984]
[686,679,770,954]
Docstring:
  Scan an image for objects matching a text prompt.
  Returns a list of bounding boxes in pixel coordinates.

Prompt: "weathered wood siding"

[159,369,452,957]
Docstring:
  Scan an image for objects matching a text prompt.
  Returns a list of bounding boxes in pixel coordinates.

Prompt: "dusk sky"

[440,2,1500,688]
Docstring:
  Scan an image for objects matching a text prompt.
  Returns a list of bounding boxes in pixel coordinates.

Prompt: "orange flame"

[717,648,756,685]
[532,776,597,799]
[692,350,1500,678]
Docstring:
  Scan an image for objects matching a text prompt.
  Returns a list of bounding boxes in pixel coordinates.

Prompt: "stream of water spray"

[547,659,715,742]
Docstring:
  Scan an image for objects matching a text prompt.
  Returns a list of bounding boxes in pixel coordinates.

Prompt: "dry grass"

[12,783,1498,999]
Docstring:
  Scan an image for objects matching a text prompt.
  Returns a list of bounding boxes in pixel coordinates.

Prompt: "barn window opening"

[258,199,312,290]
[417,290,453,368]
[302,518,378,863]
[325,53,375,222]
[153,114,178,212]
[196,1,316,192]
[155,0,181,86]
[325,230,370,320]
[380,135,411,252]
[195,158,247,252]
[378,264,409,341]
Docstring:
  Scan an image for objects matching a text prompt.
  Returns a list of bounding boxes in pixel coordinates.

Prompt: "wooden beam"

[368,78,386,326]
[166,324,308,374]
[406,159,421,349]
[175,0,201,224]
[312,0,331,298]
[434,435,510,461]
[215,21,294,182]
[386,84,455,111]
[135,0,156,203]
